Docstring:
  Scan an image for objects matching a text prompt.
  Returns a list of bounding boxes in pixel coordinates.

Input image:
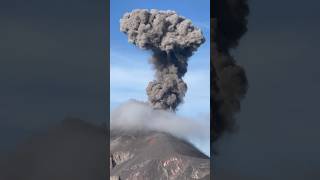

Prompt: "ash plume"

[120,9,205,111]
[212,0,249,142]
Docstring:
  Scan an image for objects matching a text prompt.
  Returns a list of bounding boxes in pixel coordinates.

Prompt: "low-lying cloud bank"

[111,100,210,155]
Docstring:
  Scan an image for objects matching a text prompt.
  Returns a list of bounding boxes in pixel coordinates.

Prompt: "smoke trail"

[212,0,249,142]
[120,9,205,111]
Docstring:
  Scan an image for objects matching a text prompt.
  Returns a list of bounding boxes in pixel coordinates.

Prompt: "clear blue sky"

[110,0,210,116]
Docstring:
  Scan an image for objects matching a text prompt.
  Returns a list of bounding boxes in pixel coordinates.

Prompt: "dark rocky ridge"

[110,130,210,179]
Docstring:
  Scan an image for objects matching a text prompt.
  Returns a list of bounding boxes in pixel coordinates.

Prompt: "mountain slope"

[110,130,210,179]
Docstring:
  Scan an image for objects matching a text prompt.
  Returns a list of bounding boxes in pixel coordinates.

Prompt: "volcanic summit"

[110,130,210,179]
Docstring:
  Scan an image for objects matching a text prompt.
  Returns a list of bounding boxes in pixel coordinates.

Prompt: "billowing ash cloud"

[120,9,205,111]
[212,0,249,142]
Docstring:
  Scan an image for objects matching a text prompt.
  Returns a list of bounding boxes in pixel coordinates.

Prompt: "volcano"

[110,130,210,179]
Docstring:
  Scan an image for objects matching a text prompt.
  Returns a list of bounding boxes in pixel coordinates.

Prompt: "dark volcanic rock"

[110,130,210,180]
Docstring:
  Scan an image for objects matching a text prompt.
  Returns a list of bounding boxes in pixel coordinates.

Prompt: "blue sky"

[110,0,210,154]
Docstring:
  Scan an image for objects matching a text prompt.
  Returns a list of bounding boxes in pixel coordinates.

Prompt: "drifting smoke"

[120,9,205,111]
[212,0,249,142]
[111,100,210,147]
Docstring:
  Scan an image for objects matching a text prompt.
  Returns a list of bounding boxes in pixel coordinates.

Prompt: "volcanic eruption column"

[212,0,249,142]
[120,9,205,111]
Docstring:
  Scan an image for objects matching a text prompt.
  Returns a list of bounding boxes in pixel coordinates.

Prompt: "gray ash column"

[120,9,205,111]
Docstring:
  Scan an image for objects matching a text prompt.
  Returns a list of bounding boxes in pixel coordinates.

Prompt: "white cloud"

[111,100,210,156]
